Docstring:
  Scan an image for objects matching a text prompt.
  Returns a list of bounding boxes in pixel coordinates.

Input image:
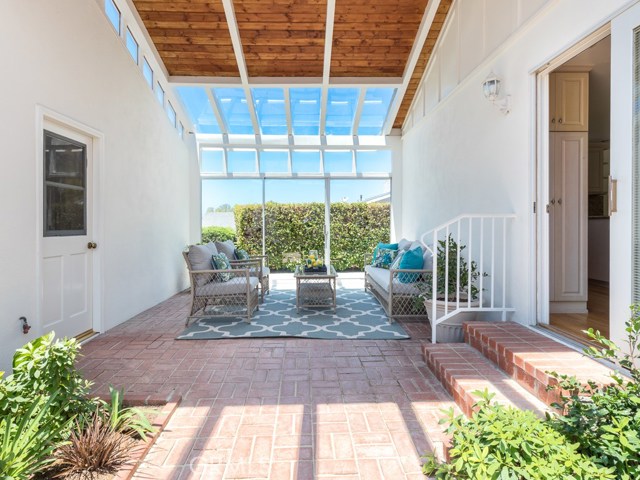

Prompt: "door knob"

[87,242,97,249]
[558,118,563,124]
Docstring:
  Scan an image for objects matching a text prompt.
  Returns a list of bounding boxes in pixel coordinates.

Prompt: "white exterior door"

[41,122,94,339]
[610,3,640,347]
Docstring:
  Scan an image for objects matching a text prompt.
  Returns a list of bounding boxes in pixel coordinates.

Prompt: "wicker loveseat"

[364,239,432,322]
[183,244,259,325]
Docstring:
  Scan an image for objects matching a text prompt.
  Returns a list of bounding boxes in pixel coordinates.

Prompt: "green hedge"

[201,225,236,244]
[232,202,390,271]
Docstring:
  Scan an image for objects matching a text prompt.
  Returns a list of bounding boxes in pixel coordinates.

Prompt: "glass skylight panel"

[227,149,257,173]
[142,57,153,89]
[290,88,321,135]
[253,88,287,135]
[356,150,392,173]
[292,150,321,173]
[324,150,353,173]
[125,28,138,64]
[326,88,359,135]
[260,150,289,173]
[167,101,176,127]
[176,87,221,134]
[214,88,253,134]
[155,82,164,106]
[201,149,225,173]
[105,0,120,34]
[358,88,396,135]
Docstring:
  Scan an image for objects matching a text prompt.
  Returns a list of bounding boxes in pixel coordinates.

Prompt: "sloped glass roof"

[176,86,396,137]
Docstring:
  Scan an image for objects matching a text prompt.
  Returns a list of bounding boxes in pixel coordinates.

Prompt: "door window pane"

[43,131,87,236]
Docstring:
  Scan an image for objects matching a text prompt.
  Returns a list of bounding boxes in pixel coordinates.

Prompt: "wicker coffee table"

[294,265,337,313]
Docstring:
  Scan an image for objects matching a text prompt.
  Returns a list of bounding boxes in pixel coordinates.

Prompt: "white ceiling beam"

[351,88,366,136]
[169,76,403,89]
[205,88,228,134]
[320,0,336,136]
[221,0,261,136]
[383,0,441,135]
[197,141,391,151]
[284,88,293,136]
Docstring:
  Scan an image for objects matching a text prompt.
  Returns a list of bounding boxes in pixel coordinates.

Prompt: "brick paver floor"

[78,287,457,479]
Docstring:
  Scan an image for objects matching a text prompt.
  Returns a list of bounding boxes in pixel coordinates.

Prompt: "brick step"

[464,321,615,407]
[422,343,548,419]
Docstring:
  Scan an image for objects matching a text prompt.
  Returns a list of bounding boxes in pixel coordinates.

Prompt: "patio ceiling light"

[482,71,511,115]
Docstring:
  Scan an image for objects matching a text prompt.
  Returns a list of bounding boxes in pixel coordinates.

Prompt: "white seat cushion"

[365,265,423,295]
[195,276,259,296]
[188,245,214,286]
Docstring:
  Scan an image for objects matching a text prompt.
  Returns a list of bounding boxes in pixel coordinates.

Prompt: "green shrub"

[234,202,390,271]
[547,305,640,479]
[0,393,73,479]
[0,333,93,437]
[423,390,614,479]
[201,225,236,244]
[98,387,155,440]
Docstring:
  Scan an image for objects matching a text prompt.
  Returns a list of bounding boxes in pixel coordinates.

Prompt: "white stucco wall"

[0,0,200,371]
[400,0,634,326]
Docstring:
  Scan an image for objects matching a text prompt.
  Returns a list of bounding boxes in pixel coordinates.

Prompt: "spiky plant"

[53,411,138,480]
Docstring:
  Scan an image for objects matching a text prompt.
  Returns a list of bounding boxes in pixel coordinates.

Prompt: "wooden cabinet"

[549,132,589,312]
[550,73,589,132]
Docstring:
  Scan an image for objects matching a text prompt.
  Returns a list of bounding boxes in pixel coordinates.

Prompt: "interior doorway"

[543,35,611,345]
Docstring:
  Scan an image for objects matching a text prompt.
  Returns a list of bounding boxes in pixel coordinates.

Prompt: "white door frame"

[534,26,611,326]
[35,106,104,335]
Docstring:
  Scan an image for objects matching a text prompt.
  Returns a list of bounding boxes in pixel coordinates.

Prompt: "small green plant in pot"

[419,234,487,303]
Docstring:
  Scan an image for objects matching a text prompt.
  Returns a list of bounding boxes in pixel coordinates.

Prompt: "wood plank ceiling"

[131,0,451,130]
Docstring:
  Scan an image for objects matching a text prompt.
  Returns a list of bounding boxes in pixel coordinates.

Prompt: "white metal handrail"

[420,214,517,343]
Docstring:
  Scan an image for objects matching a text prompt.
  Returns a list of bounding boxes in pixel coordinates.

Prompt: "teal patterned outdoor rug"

[177,289,409,340]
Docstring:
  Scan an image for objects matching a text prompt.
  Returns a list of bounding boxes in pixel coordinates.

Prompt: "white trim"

[206,88,228,135]
[35,105,104,335]
[320,0,336,136]
[384,0,442,134]
[352,88,366,135]
[169,76,403,88]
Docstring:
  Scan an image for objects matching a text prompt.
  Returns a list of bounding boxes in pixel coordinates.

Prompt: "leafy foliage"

[201,225,236,244]
[97,387,155,440]
[233,202,390,271]
[53,410,138,480]
[420,235,486,302]
[547,305,640,479]
[423,390,614,479]
[0,393,73,480]
[0,332,93,435]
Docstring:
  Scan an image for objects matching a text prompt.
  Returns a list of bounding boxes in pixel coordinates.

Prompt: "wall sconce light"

[482,72,511,115]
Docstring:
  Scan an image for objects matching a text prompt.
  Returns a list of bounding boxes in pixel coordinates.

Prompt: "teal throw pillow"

[372,242,399,265]
[211,252,232,282]
[372,248,398,269]
[235,248,250,260]
[398,246,424,283]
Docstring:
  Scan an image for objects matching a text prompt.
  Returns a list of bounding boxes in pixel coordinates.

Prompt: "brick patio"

[78,288,457,479]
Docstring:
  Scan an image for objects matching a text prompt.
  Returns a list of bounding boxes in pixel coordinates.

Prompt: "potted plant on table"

[418,235,487,342]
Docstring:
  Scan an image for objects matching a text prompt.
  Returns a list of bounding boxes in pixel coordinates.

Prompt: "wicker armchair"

[183,251,259,326]
[229,254,270,301]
